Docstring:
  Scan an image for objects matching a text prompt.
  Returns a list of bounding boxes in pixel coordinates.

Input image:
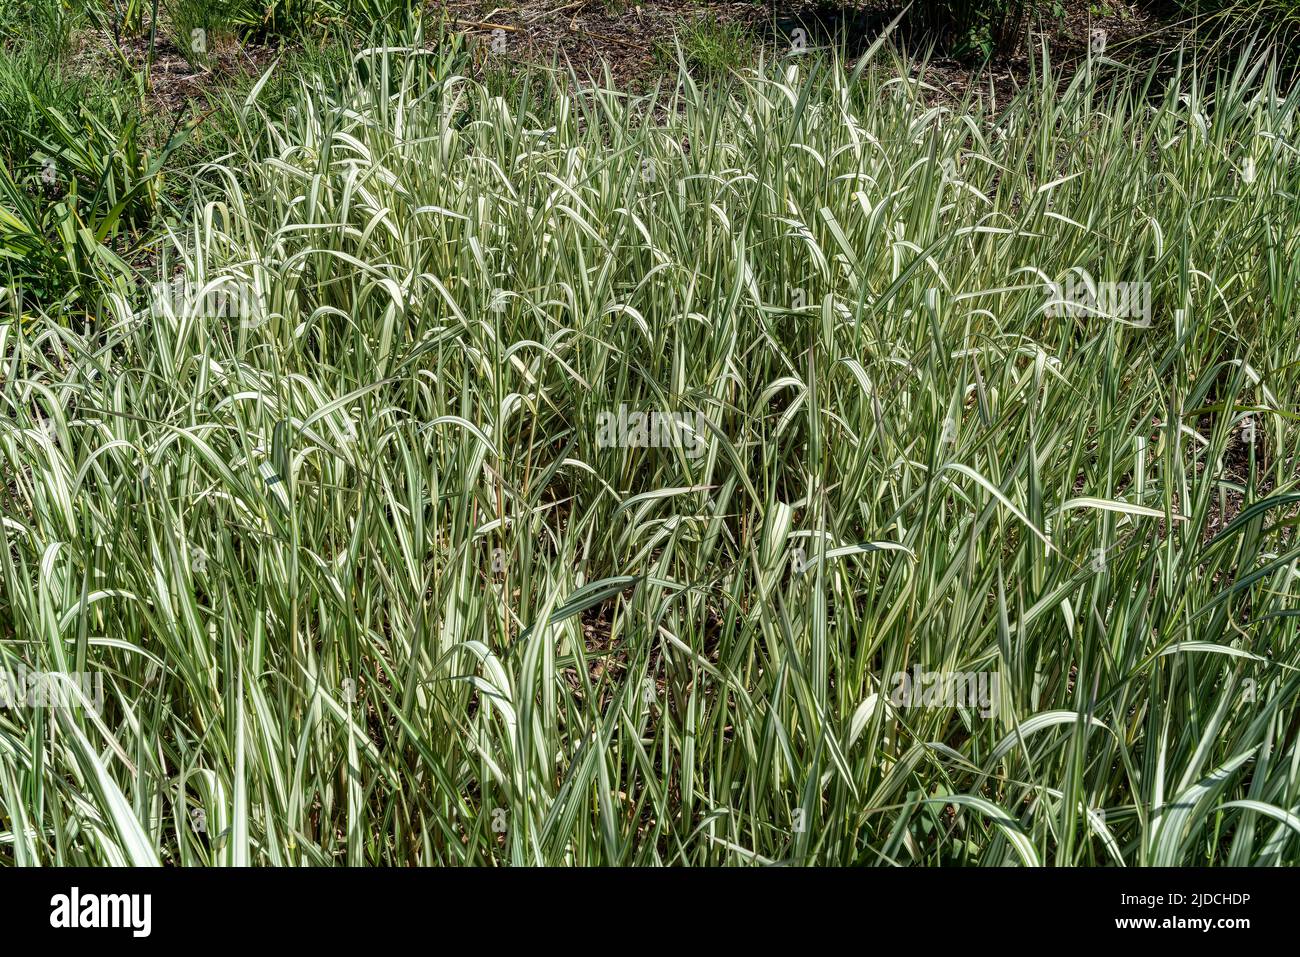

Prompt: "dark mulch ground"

[446,0,763,86]
[64,1,1198,126]
[443,0,1182,93]
[68,26,278,121]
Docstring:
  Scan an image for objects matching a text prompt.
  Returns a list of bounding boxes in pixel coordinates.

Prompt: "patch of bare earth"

[441,0,1182,94]
[442,0,770,87]
[67,27,277,123]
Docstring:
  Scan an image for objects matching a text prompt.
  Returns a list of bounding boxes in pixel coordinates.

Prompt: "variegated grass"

[4,36,1300,865]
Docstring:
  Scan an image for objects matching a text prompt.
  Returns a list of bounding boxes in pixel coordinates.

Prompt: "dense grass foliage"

[5,38,1300,865]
